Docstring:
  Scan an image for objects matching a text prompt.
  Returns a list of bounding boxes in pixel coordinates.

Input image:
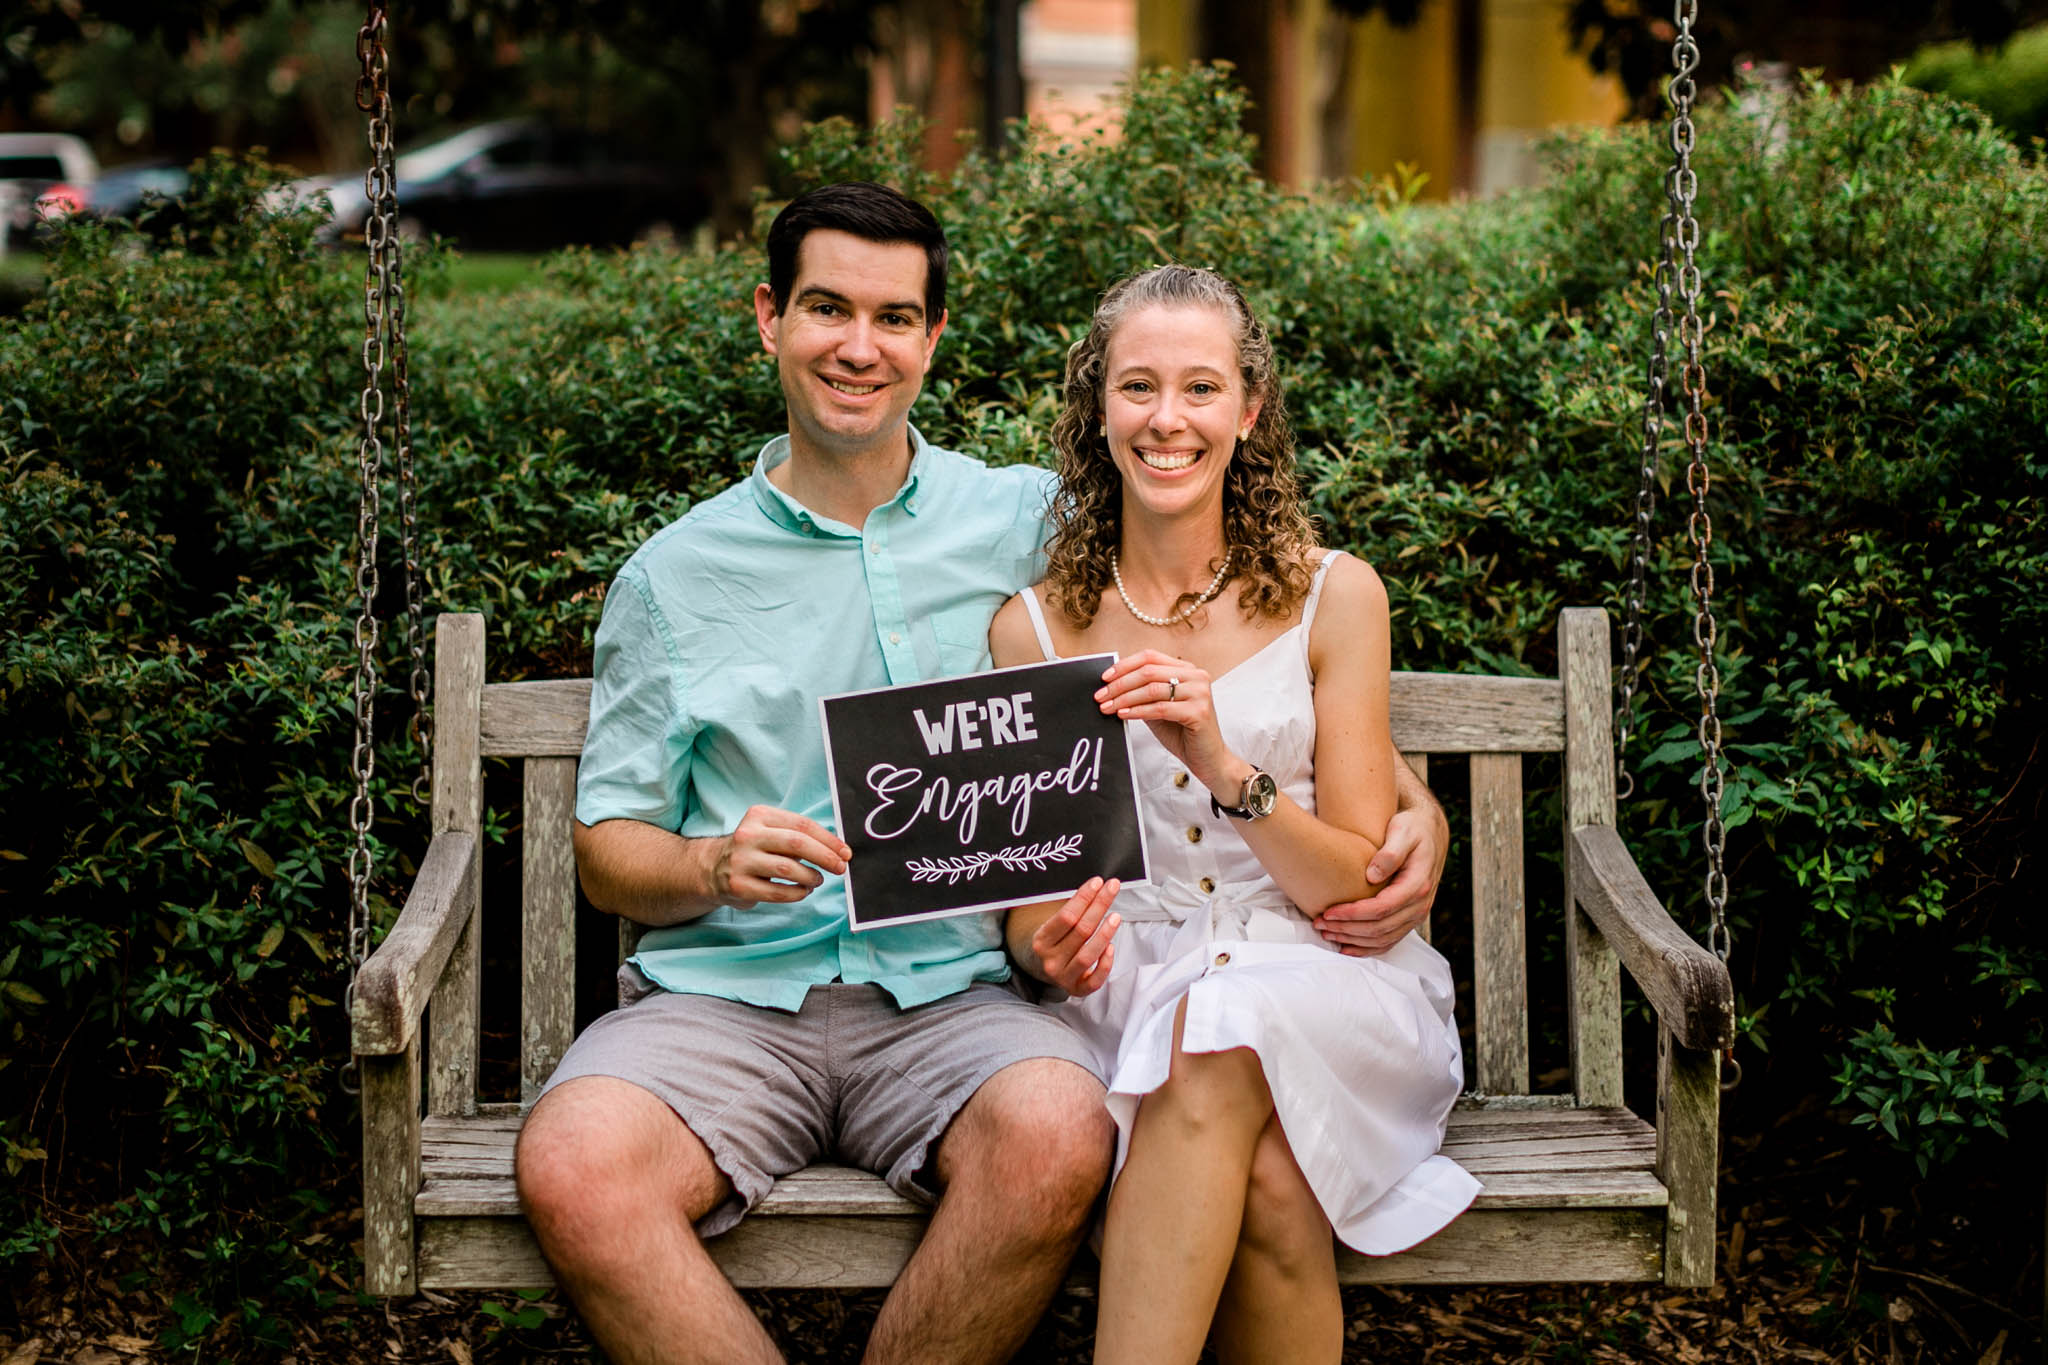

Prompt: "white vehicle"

[0,132,100,250]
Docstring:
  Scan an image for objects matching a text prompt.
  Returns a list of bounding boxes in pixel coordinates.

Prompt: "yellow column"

[1343,3,1461,200]
[1476,0,1626,193]
[1136,0,1196,69]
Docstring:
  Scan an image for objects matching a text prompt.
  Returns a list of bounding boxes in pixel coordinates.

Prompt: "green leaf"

[255,924,285,960]
[238,837,277,879]
[3,981,48,1007]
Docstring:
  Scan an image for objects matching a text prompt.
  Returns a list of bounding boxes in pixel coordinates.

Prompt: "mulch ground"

[5,1106,2039,1363]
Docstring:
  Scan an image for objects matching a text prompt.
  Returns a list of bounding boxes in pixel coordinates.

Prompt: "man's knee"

[517,1076,727,1246]
[943,1058,1113,1222]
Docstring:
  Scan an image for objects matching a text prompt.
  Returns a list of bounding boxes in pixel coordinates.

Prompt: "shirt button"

[869,543,882,555]
[889,632,902,645]
[1186,826,1203,844]
[1200,877,1215,894]
[906,498,918,511]
[1214,951,1232,967]
[1173,772,1189,788]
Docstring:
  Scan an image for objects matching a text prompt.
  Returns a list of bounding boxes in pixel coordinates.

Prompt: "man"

[515,182,1444,1365]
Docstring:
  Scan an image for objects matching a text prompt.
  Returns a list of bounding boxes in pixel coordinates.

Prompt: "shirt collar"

[749,426,932,536]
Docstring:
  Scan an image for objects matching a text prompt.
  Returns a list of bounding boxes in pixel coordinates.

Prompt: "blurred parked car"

[0,132,99,250]
[294,119,703,252]
[86,160,190,220]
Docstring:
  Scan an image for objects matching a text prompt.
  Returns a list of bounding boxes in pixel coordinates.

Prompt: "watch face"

[1245,770,1279,817]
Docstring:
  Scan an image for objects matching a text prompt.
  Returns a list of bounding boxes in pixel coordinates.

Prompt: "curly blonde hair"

[1042,264,1318,628]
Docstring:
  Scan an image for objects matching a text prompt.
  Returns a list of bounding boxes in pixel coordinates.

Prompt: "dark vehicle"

[296,119,702,251]
[85,161,189,221]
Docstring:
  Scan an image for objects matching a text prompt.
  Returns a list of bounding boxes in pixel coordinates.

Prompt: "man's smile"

[823,377,883,396]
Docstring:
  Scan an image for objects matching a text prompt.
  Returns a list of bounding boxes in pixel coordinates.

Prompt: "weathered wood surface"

[479,674,1563,759]
[1400,752,1432,944]
[1657,1027,1721,1288]
[416,1204,1663,1292]
[361,1037,421,1296]
[413,1106,1664,1216]
[480,679,593,758]
[430,613,486,1117]
[1569,826,1733,1051]
[1470,752,1529,1094]
[521,758,579,1102]
[350,831,478,1055]
[1559,609,1623,1107]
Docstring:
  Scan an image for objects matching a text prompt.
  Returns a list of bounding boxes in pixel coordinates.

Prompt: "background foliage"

[1,65,2043,1351]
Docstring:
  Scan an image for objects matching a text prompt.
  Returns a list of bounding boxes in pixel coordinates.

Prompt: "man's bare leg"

[1093,1002,1274,1365]
[862,1057,1113,1365]
[1209,1117,1342,1365]
[516,1076,781,1365]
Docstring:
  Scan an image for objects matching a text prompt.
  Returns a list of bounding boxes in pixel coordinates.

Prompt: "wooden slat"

[1569,825,1734,1051]
[416,1206,1663,1292]
[430,613,486,1117]
[521,759,579,1102]
[1657,1027,1721,1288]
[1388,673,1564,753]
[1469,752,1529,1094]
[361,1037,421,1295]
[1559,609,1623,1107]
[350,831,478,1055]
[1334,1209,1663,1284]
[1399,753,1432,944]
[481,679,593,757]
[480,674,1564,761]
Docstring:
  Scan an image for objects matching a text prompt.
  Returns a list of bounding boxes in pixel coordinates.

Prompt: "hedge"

[1,67,2043,1345]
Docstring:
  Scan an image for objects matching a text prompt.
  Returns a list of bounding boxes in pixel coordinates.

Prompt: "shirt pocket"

[930,604,996,676]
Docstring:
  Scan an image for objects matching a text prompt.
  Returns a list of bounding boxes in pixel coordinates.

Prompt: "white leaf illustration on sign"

[904,833,1085,884]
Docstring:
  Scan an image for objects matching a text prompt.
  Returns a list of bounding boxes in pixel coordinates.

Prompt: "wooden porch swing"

[340,1,1737,1301]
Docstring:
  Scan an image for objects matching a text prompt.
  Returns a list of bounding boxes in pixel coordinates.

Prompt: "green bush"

[1,66,2043,1345]
[1904,22,2048,145]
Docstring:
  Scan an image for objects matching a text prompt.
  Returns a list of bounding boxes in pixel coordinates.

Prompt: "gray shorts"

[538,975,1102,1237]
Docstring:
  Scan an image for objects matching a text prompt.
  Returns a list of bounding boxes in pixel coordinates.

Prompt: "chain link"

[341,2,396,1097]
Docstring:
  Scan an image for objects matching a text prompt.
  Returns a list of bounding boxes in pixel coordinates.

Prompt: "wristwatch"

[1211,768,1279,821]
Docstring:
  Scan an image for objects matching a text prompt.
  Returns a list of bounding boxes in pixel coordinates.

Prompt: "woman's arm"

[1096,554,1397,914]
[990,590,1122,995]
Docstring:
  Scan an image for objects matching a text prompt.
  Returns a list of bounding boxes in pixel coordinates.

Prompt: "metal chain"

[341,2,396,1097]
[1613,3,1736,1087]
[1665,0,1732,971]
[389,144,432,808]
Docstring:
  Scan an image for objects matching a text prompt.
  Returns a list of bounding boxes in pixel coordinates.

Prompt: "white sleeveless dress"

[1018,553,1479,1254]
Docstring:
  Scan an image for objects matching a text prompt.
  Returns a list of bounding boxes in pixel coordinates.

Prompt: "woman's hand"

[1027,876,1122,996]
[1096,650,1244,800]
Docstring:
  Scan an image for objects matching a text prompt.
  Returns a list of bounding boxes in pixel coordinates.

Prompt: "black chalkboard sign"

[819,654,1150,930]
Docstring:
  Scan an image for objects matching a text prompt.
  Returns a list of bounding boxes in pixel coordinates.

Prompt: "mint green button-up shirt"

[575,428,1056,1010]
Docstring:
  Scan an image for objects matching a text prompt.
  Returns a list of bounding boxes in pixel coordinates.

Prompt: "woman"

[993,266,1478,1363]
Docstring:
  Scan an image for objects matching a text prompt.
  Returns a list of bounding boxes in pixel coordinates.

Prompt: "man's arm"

[574,807,851,926]
[1311,756,1449,956]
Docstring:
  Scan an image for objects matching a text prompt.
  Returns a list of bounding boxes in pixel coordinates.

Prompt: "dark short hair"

[765,182,947,329]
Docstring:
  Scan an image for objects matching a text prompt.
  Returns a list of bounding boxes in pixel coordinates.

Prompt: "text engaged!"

[820,654,1150,930]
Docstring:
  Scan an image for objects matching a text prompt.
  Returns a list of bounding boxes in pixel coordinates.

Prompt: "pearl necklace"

[1111,549,1234,627]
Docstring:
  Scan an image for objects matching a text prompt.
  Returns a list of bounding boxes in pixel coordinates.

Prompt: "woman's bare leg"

[1094,999,1274,1365]
[1211,1117,1342,1365]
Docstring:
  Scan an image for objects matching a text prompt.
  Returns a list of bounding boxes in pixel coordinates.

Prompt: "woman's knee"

[1237,1120,1332,1274]
[1150,1043,1272,1137]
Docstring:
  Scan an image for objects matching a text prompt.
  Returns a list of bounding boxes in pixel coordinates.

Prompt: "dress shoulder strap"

[1018,586,1061,661]
[1301,550,1343,635]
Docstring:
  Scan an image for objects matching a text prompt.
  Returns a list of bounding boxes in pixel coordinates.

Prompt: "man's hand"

[1030,877,1121,996]
[711,805,852,909]
[1314,805,1445,956]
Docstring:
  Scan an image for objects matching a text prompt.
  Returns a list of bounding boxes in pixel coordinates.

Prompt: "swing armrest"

[1568,824,1734,1051]
[350,830,479,1056]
